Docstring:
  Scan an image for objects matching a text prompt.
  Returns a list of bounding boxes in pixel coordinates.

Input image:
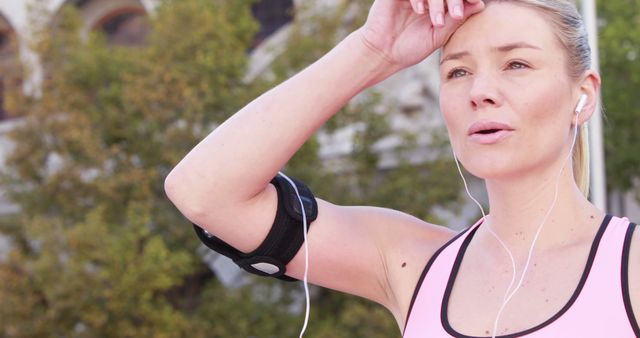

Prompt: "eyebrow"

[440,42,542,65]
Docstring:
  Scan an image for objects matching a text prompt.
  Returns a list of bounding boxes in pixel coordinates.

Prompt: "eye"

[446,68,469,79]
[506,61,529,70]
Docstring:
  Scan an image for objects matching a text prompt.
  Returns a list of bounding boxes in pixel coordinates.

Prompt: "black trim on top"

[403,223,481,335]
[441,214,613,338]
[621,222,640,337]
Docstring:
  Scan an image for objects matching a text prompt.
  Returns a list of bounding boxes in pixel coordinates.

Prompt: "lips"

[467,120,515,145]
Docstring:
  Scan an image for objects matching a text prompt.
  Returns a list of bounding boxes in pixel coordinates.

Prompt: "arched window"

[62,0,149,47]
[251,0,294,47]
[94,7,149,46]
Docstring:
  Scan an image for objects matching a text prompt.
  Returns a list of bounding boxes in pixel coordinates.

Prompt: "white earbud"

[575,94,588,115]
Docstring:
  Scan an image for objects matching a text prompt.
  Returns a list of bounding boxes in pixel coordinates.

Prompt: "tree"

[0,1,298,337]
[0,0,463,337]
[598,0,640,201]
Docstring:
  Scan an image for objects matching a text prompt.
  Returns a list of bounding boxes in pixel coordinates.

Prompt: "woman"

[165,0,640,336]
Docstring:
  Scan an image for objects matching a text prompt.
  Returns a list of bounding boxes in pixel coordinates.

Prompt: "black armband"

[193,173,318,281]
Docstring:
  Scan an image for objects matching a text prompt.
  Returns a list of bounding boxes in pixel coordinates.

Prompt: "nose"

[469,72,501,110]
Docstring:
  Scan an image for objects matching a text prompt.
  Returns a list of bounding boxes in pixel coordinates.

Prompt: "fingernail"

[417,2,425,14]
[453,5,463,18]
[436,12,444,26]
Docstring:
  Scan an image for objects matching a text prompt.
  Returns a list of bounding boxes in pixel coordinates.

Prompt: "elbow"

[164,169,180,207]
[164,168,209,225]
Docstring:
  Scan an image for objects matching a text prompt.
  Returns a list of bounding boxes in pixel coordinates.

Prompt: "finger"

[465,0,484,4]
[462,1,485,17]
[447,0,465,19]
[427,0,445,26]
[409,0,425,14]
[437,1,485,42]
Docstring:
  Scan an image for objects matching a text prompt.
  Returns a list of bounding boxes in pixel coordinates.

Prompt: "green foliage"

[0,32,22,118]
[598,0,640,196]
[0,205,195,337]
[302,289,400,338]
[0,0,462,337]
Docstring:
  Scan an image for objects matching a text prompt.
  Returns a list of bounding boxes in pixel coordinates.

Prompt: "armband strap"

[193,173,318,282]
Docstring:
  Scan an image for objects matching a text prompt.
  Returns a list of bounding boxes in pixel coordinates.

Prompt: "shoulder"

[627,221,639,277]
[371,210,458,326]
[317,200,458,249]
[626,222,640,329]
[286,198,458,314]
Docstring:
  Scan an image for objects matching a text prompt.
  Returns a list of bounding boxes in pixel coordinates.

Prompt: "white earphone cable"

[282,95,583,337]
[451,102,583,337]
[489,111,581,337]
[277,172,311,338]
[453,152,517,305]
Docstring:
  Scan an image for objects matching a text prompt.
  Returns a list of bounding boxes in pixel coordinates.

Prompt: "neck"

[479,159,603,257]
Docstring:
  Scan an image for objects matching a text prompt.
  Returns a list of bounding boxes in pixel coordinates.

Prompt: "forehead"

[442,2,561,58]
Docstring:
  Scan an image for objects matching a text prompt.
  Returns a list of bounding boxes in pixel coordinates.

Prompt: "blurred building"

[0,0,638,281]
[251,0,294,48]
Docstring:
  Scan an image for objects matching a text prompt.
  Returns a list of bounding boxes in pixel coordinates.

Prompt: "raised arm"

[165,0,484,315]
[165,30,395,232]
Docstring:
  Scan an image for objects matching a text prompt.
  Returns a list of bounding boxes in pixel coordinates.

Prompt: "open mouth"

[467,121,515,136]
[467,121,515,144]
[475,129,502,135]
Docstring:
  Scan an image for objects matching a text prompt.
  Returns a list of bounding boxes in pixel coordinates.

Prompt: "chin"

[465,167,512,180]
[459,156,525,180]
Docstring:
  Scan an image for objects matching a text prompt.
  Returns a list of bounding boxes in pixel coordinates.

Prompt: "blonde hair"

[484,0,592,197]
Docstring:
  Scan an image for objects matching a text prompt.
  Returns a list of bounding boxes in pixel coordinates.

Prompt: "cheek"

[519,80,571,132]
[438,75,575,179]
[439,87,467,145]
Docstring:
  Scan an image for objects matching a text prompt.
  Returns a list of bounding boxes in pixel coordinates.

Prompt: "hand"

[358,0,485,68]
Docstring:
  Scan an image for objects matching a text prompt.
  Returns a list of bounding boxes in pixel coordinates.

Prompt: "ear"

[574,70,601,126]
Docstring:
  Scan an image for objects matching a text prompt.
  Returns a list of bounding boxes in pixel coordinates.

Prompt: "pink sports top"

[403,214,639,337]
